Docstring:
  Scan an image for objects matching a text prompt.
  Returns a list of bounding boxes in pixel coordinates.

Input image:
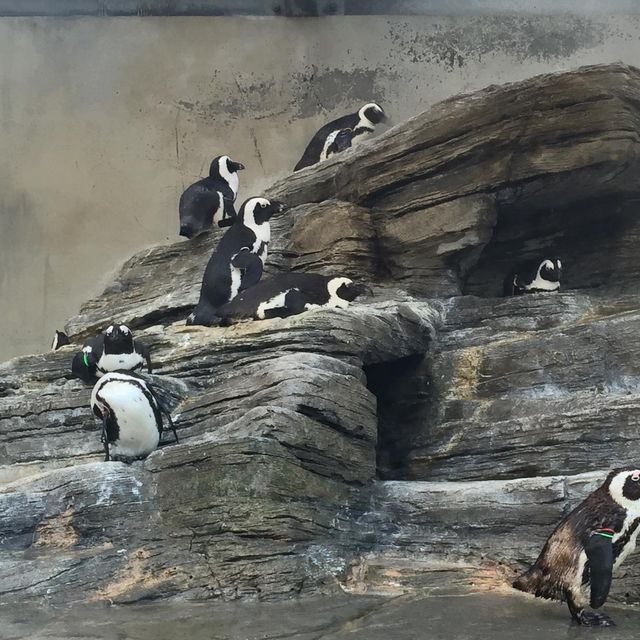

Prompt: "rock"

[4,63,640,606]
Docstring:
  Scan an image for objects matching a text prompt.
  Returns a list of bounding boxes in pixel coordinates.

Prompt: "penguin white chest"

[95,381,159,458]
[229,263,243,301]
[228,172,239,198]
[212,192,225,224]
[97,352,144,375]
[614,515,640,569]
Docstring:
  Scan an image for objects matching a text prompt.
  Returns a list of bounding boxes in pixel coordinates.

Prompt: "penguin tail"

[512,565,544,594]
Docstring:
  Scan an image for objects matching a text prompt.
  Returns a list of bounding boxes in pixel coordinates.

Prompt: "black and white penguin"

[187,197,287,326]
[513,467,640,626]
[51,330,70,351]
[71,323,152,384]
[213,273,369,325]
[91,372,178,461]
[294,102,386,171]
[179,155,245,239]
[503,257,562,296]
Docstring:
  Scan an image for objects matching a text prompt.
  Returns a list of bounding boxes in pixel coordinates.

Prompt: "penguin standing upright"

[71,323,152,384]
[187,197,287,326]
[503,257,562,296]
[179,155,245,239]
[513,468,640,626]
[91,372,178,461]
[213,273,369,325]
[294,102,386,171]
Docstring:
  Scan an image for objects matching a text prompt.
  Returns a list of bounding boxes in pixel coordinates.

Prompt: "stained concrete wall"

[2,14,640,360]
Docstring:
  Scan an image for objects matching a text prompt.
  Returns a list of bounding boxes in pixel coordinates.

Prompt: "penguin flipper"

[586,532,614,609]
[232,251,264,290]
[100,415,111,462]
[218,197,238,228]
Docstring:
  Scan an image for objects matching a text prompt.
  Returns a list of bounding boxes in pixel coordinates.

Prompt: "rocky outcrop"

[4,63,640,605]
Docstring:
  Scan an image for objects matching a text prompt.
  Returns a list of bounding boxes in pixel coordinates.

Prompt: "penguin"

[71,323,152,384]
[294,103,387,171]
[513,467,640,626]
[179,155,245,239]
[503,257,562,296]
[51,330,70,351]
[186,197,287,327]
[212,273,369,325]
[91,372,178,461]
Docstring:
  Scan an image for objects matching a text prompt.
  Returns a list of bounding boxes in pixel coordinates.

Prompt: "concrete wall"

[2,13,640,360]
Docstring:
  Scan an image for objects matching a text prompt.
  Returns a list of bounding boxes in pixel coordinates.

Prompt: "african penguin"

[51,330,70,351]
[212,273,369,326]
[294,102,386,171]
[91,372,178,461]
[179,155,245,239]
[71,323,152,384]
[187,197,287,327]
[513,467,640,626]
[503,257,562,296]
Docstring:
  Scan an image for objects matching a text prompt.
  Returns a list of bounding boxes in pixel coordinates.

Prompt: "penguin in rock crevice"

[71,323,152,384]
[187,197,287,327]
[179,155,245,239]
[91,371,178,461]
[212,273,369,325]
[502,257,562,296]
[513,467,640,626]
[294,102,386,171]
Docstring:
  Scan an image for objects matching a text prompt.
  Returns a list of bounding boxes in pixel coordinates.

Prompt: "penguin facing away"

[91,372,178,461]
[179,155,245,239]
[503,257,562,296]
[294,102,386,171]
[51,330,70,351]
[71,323,152,384]
[187,197,287,327]
[213,273,370,326]
[513,468,640,626]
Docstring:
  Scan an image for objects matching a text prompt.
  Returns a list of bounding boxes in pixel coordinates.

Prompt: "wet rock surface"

[3,63,640,607]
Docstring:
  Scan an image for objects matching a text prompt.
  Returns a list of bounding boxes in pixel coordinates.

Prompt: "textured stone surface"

[4,64,640,606]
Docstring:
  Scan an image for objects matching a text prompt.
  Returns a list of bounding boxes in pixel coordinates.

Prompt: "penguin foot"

[577,611,615,627]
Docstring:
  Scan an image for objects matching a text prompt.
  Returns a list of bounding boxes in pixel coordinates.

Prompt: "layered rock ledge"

[3,63,640,605]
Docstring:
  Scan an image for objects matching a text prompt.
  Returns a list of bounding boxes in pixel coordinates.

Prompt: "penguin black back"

[294,103,386,171]
[179,155,245,239]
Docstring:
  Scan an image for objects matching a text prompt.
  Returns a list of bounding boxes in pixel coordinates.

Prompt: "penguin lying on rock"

[179,155,245,239]
[71,323,152,384]
[91,372,178,462]
[503,257,562,296]
[187,197,286,327]
[513,468,640,626]
[294,102,386,171]
[211,273,370,326]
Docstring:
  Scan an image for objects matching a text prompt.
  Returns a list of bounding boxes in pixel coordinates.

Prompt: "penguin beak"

[235,162,245,171]
[353,283,373,297]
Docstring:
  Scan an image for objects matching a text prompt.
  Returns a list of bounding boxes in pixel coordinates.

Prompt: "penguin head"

[239,197,287,227]
[328,277,371,303]
[358,103,387,127]
[606,468,640,509]
[51,330,70,351]
[103,323,134,354]
[537,257,562,283]
[209,155,245,182]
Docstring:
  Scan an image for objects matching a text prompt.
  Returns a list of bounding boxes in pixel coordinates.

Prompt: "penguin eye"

[120,325,129,334]
[632,472,640,482]
[106,326,113,334]
[542,260,553,270]
[557,260,562,270]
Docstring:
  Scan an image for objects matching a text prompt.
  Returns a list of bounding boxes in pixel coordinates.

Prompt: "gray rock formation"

[3,63,640,606]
